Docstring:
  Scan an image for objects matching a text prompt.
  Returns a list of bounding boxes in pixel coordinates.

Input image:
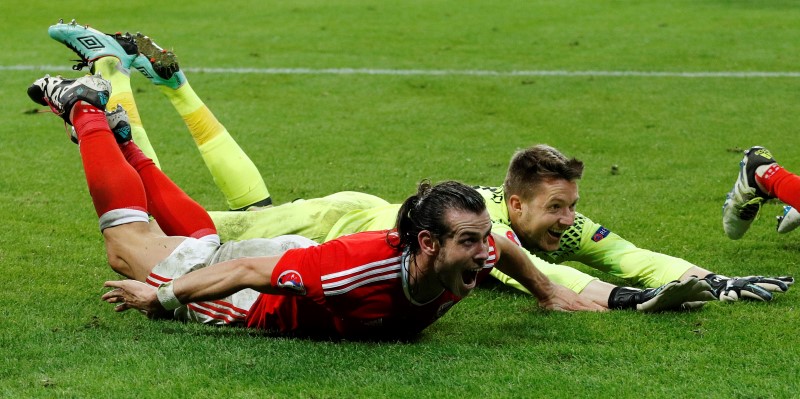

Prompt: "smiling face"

[432,208,493,298]
[507,177,579,252]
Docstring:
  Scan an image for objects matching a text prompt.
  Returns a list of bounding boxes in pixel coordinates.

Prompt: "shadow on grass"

[151,318,425,344]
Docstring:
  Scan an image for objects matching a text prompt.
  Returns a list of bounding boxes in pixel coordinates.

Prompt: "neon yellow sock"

[159,83,270,209]
[200,132,271,210]
[93,57,161,168]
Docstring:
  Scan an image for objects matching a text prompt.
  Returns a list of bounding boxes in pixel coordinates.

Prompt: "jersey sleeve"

[270,246,326,302]
[541,213,697,288]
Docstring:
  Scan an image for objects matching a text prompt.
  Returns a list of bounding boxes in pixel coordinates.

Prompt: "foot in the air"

[722,146,777,239]
[131,32,187,89]
[27,74,110,124]
[48,19,139,72]
[776,205,800,234]
[105,104,132,143]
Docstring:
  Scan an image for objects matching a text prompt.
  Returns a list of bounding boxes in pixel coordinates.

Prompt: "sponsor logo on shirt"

[592,226,610,242]
[276,270,307,295]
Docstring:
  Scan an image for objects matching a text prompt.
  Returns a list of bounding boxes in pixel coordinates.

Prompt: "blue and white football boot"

[48,19,139,73]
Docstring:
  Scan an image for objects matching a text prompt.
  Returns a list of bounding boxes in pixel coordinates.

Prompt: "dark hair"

[503,144,584,200]
[392,180,486,253]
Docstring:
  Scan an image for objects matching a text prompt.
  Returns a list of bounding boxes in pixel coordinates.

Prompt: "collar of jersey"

[496,187,511,225]
[401,249,444,306]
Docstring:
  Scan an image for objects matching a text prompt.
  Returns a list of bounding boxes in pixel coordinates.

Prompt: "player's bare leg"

[28,74,219,282]
[103,223,186,281]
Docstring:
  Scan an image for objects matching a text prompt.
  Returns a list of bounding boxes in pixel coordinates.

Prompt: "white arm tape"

[156,281,183,310]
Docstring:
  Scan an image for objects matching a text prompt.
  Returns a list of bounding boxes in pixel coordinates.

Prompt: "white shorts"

[147,235,317,326]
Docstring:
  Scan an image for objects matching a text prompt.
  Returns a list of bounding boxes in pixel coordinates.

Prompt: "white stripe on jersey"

[146,273,171,287]
[322,263,402,290]
[485,242,497,268]
[321,256,402,280]
[324,272,401,296]
[188,301,248,324]
[147,271,250,325]
[200,299,250,316]
[321,257,403,296]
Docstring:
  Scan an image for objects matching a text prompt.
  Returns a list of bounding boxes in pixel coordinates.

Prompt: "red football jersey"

[245,230,497,338]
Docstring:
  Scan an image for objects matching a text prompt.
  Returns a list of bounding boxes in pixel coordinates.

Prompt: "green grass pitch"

[1,1,799,397]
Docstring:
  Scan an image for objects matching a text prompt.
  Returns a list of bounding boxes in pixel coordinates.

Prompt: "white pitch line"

[5,64,800,78]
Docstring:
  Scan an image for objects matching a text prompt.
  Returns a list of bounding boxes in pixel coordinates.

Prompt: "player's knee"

[102,231,140,279]
[105,250,134,279]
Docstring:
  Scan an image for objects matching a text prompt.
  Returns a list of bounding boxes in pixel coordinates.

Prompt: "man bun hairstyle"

[393,180,486,253]
[503,144,584,200]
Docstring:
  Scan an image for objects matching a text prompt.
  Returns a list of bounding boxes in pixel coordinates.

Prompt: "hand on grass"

[102,280,161,315]
[538,284,607,312]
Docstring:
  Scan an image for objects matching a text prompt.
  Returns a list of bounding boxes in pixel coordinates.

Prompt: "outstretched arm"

[102,255,283,314]
[566,214,793,301]
[491,233,605,312]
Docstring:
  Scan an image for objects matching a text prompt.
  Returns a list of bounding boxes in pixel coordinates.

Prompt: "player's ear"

[508,194,523,214]
[418,230,438,255]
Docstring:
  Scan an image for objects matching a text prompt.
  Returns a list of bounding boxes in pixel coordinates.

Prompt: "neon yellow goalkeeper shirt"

[474,186,695,293]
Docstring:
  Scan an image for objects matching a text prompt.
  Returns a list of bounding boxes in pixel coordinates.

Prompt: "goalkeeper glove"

[703,274,793,302]
[609,277,714,312]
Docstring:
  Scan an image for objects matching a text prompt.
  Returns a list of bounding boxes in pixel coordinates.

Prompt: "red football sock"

[72,102,147,217]
[120,141,217,238]
[756,164,800,209]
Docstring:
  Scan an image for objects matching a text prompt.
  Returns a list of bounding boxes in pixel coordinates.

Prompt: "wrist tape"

[156,281,182,310]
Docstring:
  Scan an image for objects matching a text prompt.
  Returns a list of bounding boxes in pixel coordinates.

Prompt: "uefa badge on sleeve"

[277,270,307,295]
[506,230,522,246]
[592,226,610,242]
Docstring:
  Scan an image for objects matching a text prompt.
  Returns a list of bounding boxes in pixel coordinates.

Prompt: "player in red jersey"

[43,21,730,309]
[108,181,604,338]
[28,73,605,339]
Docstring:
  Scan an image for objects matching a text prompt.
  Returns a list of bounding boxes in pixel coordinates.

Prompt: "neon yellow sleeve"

[540,213,697,288]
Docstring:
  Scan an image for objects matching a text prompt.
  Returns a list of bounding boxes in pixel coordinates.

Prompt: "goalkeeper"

[208,145,793,305]
[48,21,791,309]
